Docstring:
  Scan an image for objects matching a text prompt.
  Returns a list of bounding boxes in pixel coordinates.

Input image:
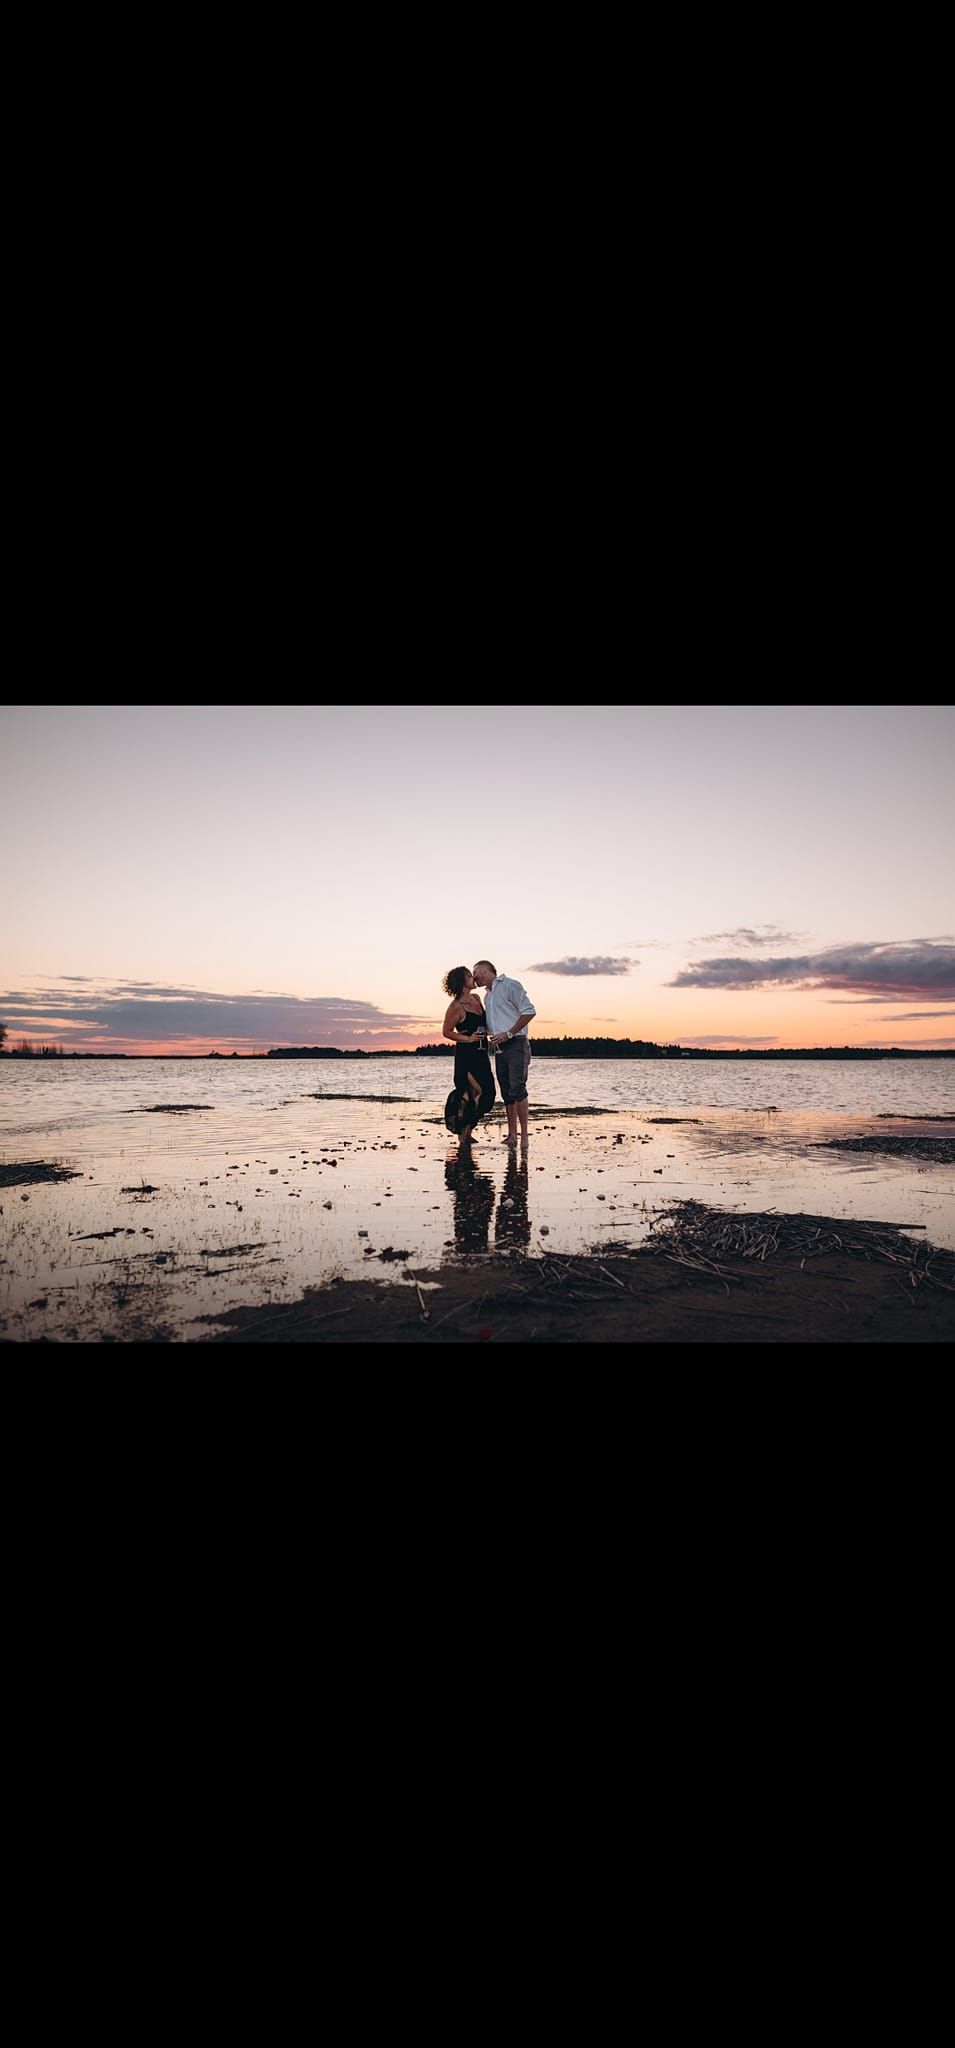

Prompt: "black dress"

[445,1006,496,1136]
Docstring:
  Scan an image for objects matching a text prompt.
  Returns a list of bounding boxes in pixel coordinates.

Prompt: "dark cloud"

[526,956,633,977]
[859,1038,955,1049]
[827,1003,955,1016]
[0,982,432,1051]
[669,941,955,1000]
[692,926,804,947]
[884,1009,955,1021]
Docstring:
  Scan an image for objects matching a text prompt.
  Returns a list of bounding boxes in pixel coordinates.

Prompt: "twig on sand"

[425,1298,471,1335]
[404,1267,430,1321]
[660,1251,731,1297]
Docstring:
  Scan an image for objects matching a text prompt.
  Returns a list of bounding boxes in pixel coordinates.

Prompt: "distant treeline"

[266,1046,373,1058]
[261,1040,952,1062]
[2,1043,67,1057]
[2,1041,951,1062]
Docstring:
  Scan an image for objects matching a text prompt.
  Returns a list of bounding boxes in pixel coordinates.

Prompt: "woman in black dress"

[441,966,496,1143]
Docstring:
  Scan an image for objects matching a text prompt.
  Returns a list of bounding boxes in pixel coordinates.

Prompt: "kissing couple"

[441,958,536,1150]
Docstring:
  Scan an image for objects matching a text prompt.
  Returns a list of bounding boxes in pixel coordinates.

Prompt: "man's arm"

[489,1001,535,1048]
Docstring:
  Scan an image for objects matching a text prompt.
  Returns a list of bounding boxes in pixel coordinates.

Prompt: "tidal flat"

[1,1094,954,1346]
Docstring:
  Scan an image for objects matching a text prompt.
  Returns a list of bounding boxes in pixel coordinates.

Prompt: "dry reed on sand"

[486,1201,955,1307]
[621,1200,955,1296]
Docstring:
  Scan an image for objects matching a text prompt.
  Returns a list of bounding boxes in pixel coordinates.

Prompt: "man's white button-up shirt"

[485,974,536,1040]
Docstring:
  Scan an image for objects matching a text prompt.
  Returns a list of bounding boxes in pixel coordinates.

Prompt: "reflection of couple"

[441,959,536,1150]
[444,1149,495,1253]
[445,1146,530,1254]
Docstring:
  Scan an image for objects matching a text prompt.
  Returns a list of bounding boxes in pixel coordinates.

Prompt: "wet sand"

[190,1237,955,1345]
[2,1101,953,1346]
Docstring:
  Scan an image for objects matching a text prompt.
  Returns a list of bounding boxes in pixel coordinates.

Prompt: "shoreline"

[190,1228,955,1345]
[3,1050,954,1061]
[2,1102,954,1346]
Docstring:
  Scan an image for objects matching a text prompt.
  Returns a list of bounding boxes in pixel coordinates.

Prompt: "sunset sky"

[2,703,953,1055]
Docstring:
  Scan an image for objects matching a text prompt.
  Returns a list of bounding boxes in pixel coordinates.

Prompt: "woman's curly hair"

[442,965,470,999]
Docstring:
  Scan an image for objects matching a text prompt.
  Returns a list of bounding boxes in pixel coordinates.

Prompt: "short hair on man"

[474,959,497,978]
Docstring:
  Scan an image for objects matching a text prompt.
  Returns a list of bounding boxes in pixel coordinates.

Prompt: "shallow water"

[2,1052,953,1132]
[2,1060,954,1342]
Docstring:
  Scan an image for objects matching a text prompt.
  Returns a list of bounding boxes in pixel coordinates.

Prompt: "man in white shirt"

[472,960,537,1147]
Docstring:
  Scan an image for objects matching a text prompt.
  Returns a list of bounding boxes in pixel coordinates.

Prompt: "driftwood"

[404,1269,431,1322]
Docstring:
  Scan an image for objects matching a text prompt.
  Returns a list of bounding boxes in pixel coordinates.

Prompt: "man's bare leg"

[517,1098,529,1145]
[505,1102,518,1144]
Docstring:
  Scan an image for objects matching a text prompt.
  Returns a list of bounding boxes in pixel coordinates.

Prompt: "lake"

[3,1053,954,1136]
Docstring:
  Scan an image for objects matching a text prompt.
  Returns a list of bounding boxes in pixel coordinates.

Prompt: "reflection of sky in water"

[2,1063,953,1340]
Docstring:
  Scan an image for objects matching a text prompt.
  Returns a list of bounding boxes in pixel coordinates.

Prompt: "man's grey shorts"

[495,1036,531,1104]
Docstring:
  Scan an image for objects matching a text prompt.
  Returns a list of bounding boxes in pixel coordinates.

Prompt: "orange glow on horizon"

[4,1018,949,1057]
